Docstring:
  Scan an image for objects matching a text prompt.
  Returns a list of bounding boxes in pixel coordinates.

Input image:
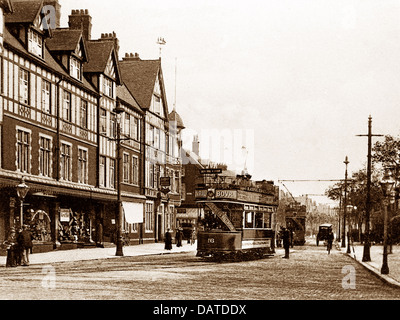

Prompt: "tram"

[195,175,279,261]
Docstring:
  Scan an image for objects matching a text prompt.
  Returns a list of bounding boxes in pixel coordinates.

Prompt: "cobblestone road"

[0,243,399,300]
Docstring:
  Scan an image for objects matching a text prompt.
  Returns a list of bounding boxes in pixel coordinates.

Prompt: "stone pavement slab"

[341,243,400,288]
[0,242,197,267]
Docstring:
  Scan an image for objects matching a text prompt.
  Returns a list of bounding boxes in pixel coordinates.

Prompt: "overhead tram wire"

[278,180,345,182]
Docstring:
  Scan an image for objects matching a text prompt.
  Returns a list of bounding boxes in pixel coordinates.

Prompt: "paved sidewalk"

[0,241,198,267]
[339,242,400,288]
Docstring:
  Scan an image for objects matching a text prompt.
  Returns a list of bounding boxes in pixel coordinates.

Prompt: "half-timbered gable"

[4,0,53,60]
[83,39,121,189]
[46,29,89,82]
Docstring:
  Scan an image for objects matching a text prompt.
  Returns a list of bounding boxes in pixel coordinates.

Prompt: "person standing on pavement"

[17,225,33,266]
[282,227,290,259]
[176,228,183,247]
[327,230,334,254]
[3,227,17,267]
[164,229,172,250]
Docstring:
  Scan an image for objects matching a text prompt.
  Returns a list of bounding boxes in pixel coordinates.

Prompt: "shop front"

[176,207,203,228]
[0,174,132,255]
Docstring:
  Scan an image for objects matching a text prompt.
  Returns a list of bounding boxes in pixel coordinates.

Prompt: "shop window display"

[26,209,52,242]
[58,209,94,244]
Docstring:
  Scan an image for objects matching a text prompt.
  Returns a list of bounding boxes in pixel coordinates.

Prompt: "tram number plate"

[208,238,215,244]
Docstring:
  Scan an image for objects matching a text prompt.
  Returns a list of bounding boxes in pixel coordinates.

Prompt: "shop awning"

[176,208,202,219]
[123,202,144,224]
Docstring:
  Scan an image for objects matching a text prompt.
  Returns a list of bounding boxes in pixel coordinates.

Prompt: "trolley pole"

[357,115,383,262]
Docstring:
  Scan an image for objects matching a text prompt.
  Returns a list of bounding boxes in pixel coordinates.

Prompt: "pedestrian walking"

[164,229,172,250]
[176,228,183,247]
[190,228,196,245]
[17,225,33,266]
[3,227,17,267]
[327,230,334,254]
[282,227,290,259]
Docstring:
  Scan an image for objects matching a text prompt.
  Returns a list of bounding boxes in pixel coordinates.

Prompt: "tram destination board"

[199,168,222,175]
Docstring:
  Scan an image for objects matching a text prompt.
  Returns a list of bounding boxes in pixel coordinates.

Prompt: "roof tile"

[119,59,160,109]
[84,40,114,73]
[5,0,43,24]
[46,29,83,53]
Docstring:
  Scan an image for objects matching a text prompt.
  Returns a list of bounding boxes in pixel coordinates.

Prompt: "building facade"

[0,0,151,253]
[119,53,184,242]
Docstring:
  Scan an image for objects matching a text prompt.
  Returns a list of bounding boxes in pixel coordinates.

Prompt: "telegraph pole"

[356,115,383,262]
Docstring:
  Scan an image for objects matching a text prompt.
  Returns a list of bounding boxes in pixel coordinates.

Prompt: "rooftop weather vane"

[157,37,166,58]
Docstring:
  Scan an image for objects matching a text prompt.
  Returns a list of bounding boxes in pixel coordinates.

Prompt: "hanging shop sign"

[199,168,222,175]
[160,177,171,187]
[195,189,208,198]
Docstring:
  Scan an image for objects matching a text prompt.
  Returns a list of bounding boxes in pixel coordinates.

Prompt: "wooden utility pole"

[356,115,383,262]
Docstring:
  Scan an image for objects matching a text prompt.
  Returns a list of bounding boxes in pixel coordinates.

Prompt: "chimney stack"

[122,52,141,61]
[100,31,120,56]
[68,9,92,40]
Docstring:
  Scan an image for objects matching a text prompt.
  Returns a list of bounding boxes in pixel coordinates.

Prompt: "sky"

[58,0,400,203]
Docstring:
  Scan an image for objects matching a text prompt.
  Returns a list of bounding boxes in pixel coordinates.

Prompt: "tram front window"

[255,212,264,228]
[245,212,253,228]
[264,213,271,228]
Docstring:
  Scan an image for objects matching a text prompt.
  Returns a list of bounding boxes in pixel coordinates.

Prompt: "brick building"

[0,0,176,253]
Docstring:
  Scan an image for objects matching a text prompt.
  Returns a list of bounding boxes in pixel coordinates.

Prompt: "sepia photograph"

[0,0,400,313]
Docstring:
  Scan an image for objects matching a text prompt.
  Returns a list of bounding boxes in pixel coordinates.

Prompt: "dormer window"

[28,29,43,58]
[70,56,82,81]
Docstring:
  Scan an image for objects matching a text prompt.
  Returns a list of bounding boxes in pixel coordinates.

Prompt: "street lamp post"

[380,167,395,275]
[346,204,352,254]
[112,103,144,256]
[342,156,349,248]
[16,177,29,228]
[114,104,125,257]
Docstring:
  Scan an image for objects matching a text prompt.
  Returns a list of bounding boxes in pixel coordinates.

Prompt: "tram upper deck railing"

[195,177,278,196]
